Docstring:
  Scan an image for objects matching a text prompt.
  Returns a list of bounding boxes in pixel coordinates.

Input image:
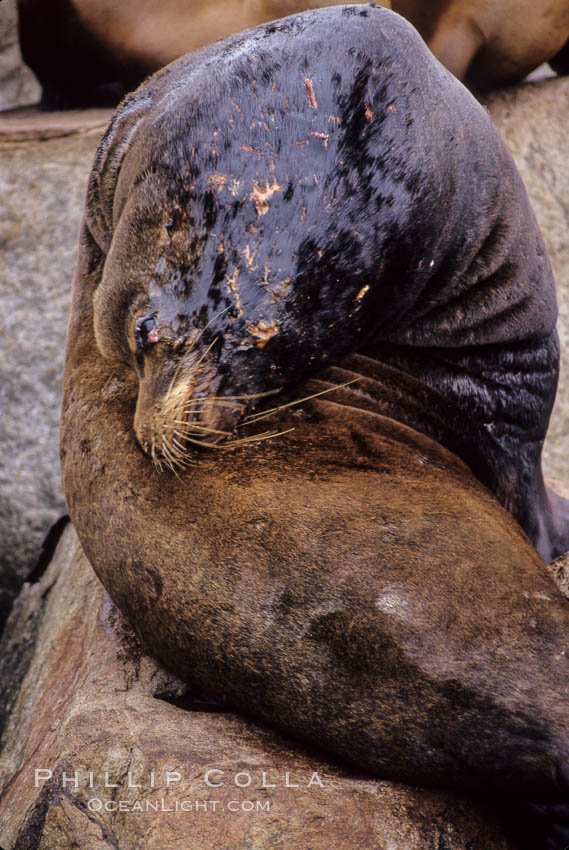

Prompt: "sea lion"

[75,5,568,562]
[391,0,569,87]
[16,0,373,109]
[61,5,569,837]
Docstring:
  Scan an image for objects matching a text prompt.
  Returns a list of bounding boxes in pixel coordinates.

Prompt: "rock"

[0,524,514,850]
[545,478,569,598]
[0,0,40,111]
[0,109,112,629]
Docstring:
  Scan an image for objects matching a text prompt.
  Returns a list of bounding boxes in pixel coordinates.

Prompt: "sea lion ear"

[85,89,154,256]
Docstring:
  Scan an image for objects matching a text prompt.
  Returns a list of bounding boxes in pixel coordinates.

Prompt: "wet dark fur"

[84,4,568,562]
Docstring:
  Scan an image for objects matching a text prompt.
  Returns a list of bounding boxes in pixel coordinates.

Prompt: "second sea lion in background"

[17,0,569,107]
[17,0,380,109]
[391,0,569,88]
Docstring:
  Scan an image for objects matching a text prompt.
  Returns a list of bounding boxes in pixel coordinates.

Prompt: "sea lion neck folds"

[85,5,568,559]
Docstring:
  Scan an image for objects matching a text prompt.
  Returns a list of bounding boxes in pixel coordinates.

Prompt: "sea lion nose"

[133,383,155,456]
[132,360,175,456]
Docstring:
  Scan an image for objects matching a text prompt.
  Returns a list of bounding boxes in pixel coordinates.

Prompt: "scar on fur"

[247,320,279,348]
[311,132,329,149]
[243,244,256,268]
[250,178,283,217]
[226,267,243,317]
[208,173,228,192]
[355,285,370,302]
[304,78,317,109]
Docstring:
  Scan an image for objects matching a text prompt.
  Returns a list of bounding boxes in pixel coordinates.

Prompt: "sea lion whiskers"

[172,419,232,436]
[161,381,362,456]
[153,425,193,471]
[160,434,188,475]
[167,414,231,452]
[147,339,222,463]
[164,335,219,407]
[221,427,296,448]
[163,306,234,403]
[157,402,296,460]
[160,432,179,467]
[146,332,284,463]
[188,389,280,403]
[240,379,361,426]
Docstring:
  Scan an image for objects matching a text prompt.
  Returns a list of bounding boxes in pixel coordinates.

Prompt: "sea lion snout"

[132,341,238,462]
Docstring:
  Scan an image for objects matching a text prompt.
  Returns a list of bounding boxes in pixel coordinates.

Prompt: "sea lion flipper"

[549,38,569,75]
[427,14,484,81]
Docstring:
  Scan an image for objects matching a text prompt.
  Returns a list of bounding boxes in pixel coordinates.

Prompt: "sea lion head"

[88,5,449,465]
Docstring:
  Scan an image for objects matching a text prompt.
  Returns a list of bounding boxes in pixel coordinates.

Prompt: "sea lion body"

[82,5,568,562]
[391,0,569,87]
[62,5,569,832]
[62,342,569,802]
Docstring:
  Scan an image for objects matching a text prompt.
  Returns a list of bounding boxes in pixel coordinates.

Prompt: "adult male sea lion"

[391,0,569,87]
[61,6,569,845]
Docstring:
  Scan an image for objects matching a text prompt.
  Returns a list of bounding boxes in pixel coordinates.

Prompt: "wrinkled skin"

[391,0,569,88]
[62,8,569,848]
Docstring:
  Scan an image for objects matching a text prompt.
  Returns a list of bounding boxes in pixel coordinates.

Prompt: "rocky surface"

[0,0,39,111]
[0,524,514,850]
[0,110,111,629]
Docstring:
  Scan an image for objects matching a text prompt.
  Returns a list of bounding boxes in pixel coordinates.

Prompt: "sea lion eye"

[135,316,159,351]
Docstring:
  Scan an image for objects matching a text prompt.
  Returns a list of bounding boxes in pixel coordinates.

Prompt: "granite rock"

[0,111,111,628]
[0,0,39,111]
